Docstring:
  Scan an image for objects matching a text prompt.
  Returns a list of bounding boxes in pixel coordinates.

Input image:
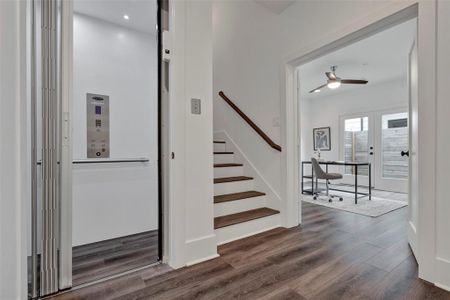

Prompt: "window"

[343,117,369,175]
[381,112,409,179]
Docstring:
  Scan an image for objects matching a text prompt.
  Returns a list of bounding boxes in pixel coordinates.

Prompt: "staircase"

[213,140,280,245]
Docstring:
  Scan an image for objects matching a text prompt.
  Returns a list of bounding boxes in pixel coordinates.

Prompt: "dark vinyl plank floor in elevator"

[72,230,159,286]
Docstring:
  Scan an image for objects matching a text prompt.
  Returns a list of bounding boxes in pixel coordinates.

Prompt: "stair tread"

[214,163,243,168]
[214,176,253,184]
[214,191,266,203]
[214,151,234,154]
[213,140,226,144]
[214,208,280,229]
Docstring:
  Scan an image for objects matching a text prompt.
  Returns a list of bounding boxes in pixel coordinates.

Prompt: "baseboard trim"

[217,224,281,245]
[184,233,218,266]
[435,282,450,292]
[186,254,220,266]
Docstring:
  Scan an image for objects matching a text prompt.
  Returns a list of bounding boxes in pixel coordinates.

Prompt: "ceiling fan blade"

[341,79,368,84]
[326,72,336,80]
[309,83,327,93]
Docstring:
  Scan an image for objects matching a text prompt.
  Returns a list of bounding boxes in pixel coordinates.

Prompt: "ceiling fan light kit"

[309,65,368,93]
[327,79,341,89]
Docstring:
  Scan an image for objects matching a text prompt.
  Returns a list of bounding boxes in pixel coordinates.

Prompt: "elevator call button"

[87,93,110,158]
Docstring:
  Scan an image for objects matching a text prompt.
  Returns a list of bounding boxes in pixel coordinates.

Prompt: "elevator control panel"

[87,93,110,158]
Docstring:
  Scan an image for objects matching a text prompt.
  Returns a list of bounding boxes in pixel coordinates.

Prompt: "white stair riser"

[214,166,244,177]
[213,143,227,152]
[214,180,254,195]
[215,214,281,245]
[214,153,234,164]
[214,195,266,217]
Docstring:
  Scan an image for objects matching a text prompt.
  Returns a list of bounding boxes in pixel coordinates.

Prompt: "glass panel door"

[343,116,370,175]
[340,114,374,186]
[375,111,409,192]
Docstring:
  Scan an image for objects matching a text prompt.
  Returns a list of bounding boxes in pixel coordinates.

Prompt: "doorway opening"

[70,0,160,286]
[27,0,165,297]
[297,17,416,217]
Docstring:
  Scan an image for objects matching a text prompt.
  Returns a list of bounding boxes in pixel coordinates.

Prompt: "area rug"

[302,192,407,217]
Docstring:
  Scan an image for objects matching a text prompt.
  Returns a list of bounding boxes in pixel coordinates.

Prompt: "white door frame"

[282,2,440,286]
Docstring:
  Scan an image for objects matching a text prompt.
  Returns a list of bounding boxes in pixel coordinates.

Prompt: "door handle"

[401,150,409,157]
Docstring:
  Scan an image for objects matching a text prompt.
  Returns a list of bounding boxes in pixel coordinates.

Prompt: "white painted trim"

[437,257,450,265]
[166,0,187,269]
[186,254,220,267]
[435,283,450,293]
[185,233,217,244]
[59,0,73,289]
[185,234,218,266]
[216,223,281,245]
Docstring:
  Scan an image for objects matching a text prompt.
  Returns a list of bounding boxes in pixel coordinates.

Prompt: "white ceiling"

[299,18,416,101]
[253,0,296,14]
[74,0,157,34]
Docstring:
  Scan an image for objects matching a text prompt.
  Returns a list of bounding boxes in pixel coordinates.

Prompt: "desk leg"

[355,165,358,204]
[369,163,372,200]
[311,167,314,195]
[301,163,304,194]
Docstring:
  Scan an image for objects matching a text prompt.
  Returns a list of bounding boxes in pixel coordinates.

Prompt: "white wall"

[212,0,414,225]
[0,1,28,299]
[300,78,408,162]
[212,0,450,290]
[213,1,283,198]
[72,13,158,246]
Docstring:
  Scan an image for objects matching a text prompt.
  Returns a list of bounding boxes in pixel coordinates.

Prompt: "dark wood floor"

[72,230,159,286]
[50,202,450,299]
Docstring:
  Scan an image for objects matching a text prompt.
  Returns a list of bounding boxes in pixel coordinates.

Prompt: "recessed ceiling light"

[123,15,130,20]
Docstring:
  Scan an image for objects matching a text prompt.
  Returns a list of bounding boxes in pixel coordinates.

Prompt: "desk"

[301,160,371,204]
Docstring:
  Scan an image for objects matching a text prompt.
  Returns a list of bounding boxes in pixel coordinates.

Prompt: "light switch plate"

[191,98,201,114]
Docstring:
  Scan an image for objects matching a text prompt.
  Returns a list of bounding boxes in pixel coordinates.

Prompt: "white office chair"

[311,158,343,202]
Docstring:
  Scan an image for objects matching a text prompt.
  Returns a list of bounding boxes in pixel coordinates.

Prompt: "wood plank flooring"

[214,191,266,203]
[214,207,279,229]
[72,230,159,286]
[49,202,450,300]
[214,163,243,168]
[214,176,253,184]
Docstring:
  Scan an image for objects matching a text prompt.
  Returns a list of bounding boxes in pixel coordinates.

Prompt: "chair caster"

[339,197,343,201]
[328,198,332,203]
[313,196,317,200]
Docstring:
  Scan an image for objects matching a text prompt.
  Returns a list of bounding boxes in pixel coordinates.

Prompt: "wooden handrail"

[218,91,282,152]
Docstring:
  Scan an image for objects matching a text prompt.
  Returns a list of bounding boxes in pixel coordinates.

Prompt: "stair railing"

[218,91,282,152]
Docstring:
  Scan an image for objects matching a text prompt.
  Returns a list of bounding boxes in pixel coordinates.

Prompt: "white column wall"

[0,1,28,299]
[167,0,216,267]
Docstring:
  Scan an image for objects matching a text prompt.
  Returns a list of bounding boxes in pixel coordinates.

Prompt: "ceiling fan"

[309,66,368,93]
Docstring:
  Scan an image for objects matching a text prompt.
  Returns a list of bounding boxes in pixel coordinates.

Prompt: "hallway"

[49,202,450,299]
